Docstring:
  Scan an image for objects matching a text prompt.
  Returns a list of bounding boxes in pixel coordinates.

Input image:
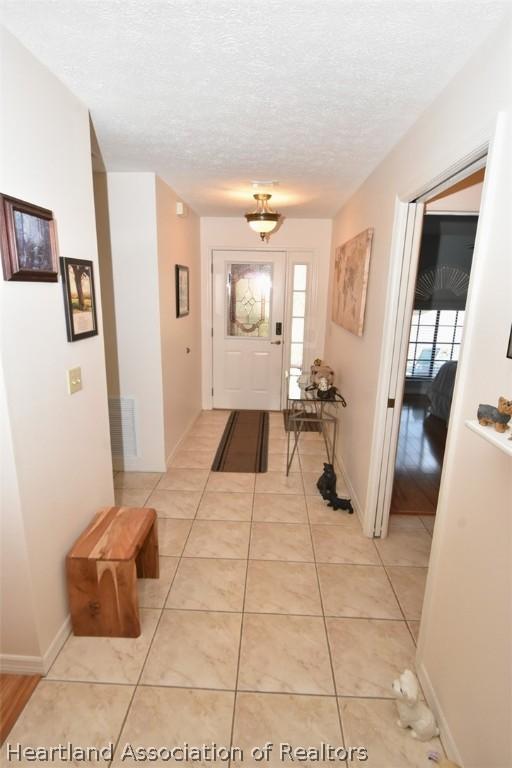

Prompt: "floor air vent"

[108,397,138,458]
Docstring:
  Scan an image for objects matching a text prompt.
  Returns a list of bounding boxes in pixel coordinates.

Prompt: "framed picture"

[332,228,374,336]
[175,264,190,318]
[60,257,98,341]
[0,194,58,282]
[507,325,512,359]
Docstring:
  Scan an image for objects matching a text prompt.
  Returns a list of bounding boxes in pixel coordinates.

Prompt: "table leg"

[286,414,300,476]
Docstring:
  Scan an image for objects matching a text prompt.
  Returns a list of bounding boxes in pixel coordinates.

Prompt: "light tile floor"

[5,410,442,768]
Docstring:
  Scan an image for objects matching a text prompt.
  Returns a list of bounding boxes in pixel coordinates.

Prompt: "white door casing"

[366,150,487,539]
[212,250,286,410]
[370,202,425,537]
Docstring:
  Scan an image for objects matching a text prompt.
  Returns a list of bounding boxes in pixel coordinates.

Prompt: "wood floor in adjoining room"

[391,394,446,520]
[1,410,444,767]
[0,674,41,745]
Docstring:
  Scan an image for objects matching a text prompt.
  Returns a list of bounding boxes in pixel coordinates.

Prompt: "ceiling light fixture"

[245,193,281,242]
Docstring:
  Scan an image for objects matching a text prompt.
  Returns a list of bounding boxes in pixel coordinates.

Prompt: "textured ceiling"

[1,1,510,216]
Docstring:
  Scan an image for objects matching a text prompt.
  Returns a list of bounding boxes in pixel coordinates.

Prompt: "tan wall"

[93,171,119,399]
[95,173,202,470]
[0,371,40,657]
[418,112,512,765]
[0,29,113,663]
[155,177,202,462]
[324,21,512,766]
[100,172,167,471]
[426,170,484,212]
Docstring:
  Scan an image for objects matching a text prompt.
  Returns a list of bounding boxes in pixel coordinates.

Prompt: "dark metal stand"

[286,396,338,476]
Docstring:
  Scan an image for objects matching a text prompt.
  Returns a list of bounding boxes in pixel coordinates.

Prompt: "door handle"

[270,340,282,345]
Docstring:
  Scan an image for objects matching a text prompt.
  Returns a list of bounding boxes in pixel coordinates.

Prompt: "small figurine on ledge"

[477,396,512,433]
[317,463,353,513]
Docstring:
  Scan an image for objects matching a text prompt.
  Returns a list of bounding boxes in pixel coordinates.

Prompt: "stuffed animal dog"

[317,463,353,513]
[392,669,439,741]
[477,396,512,433]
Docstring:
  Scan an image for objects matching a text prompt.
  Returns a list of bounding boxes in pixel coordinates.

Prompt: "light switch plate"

[67,366,82,395]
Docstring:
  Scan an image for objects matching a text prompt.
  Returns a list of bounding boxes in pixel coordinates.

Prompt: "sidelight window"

[288,264,308,398]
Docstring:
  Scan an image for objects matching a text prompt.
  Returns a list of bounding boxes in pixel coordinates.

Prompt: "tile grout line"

[375,542,420,648]
[306,476,348,754]
[137,458,253,761]
[41,676,409,702]
[134,511,365,527]
[419,515,435,537]
[157,605,417,621]
[382,561,428,620]
[108,468,210,763]
[376,524,431,634]
[227,479,255,766]
[107,566,177,761]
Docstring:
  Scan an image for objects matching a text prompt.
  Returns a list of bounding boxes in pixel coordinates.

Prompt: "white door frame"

[201,245,318,410]
[365,146,488,538]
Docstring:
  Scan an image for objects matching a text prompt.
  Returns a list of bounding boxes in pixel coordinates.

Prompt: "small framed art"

[0,194,58,282]
[507,325,512,359]
[60,257,99,341]
[175,264,190,318]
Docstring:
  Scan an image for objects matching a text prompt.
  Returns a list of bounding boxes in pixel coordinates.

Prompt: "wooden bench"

[66,506,159,638]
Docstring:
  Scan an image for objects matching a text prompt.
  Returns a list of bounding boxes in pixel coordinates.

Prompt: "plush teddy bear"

[477,396,512,433]
[310,359,335,388]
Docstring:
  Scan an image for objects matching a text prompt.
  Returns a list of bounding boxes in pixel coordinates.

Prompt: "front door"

[212,250,286,410]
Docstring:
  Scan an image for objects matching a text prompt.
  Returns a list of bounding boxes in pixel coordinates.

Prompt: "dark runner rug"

[283,409,322,432]
[212,410,269,473]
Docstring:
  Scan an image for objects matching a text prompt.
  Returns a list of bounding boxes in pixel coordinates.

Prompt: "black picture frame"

[507,324,512,360]
[60,257,99,342]
[0,193,58,282]
[175,264,190,318]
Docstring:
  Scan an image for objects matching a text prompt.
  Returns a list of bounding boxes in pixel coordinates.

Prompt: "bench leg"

[68,558,141,637]
[97,560,141,637]
[136,521,159,579]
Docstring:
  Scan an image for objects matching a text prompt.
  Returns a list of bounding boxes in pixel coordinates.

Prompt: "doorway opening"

[390,169,484,530]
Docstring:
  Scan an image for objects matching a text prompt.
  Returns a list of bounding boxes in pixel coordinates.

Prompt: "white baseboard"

[0,653,45,675]
[165,408,204,468]
[0,615,71,676]
[112,457,166,472]
[41,615,71,674]
[417,659,463,765]
[334,453,364,530]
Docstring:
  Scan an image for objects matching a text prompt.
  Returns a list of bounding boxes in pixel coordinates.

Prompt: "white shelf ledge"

[465,420,512,457]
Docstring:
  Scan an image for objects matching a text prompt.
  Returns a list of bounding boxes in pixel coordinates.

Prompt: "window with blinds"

[406,309,465,379]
